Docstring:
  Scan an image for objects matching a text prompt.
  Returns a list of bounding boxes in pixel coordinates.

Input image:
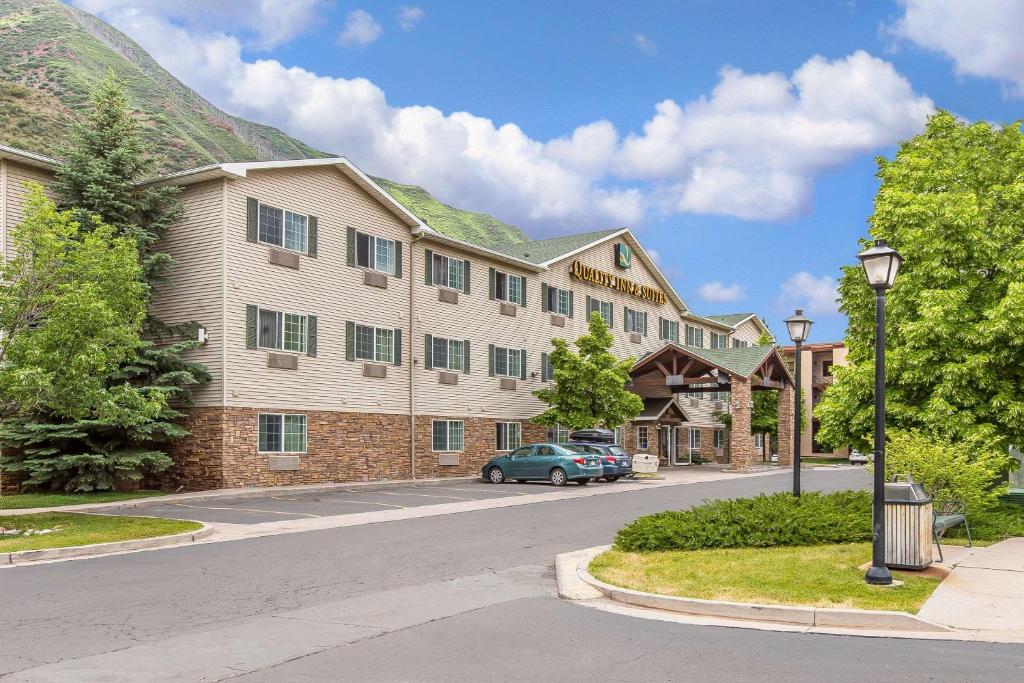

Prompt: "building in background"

[780,342,848,458]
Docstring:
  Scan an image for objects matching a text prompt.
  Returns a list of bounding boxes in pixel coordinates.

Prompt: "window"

[355,325,394,363]
[354,230,397,275]
[257,202,309,253]
[754,433,765,448]
[711,389,729,402]
[258,414,307,453]
[432,253,465,290]
[637,426,649,451]
[493,270,525,305]
[625,308,647,335]
[496,422,522,451]
[613,426,624,446]
[258,309,307,353]
[545,285,572,316]
[689,427,702,455]
[733,339,749,348]
[660,318,679,342]
[710,331,727,349]
[543,353,554,382]
[714,429,725,449]
[547,424,570,444]
[685,324,704,348]
[431,336,464,371]
[587,296,613,326]
[432,420,464,451]
[493,346,523,378]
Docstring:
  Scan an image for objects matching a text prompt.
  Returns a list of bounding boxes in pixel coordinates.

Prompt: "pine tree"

[0,72,210,492]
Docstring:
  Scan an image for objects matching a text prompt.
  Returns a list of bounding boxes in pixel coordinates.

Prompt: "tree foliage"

[817,112,1024,453]
[533,312,644,430]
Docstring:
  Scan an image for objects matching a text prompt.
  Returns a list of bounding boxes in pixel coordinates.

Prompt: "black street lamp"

[858,238,903,586]
[784,309,813,497]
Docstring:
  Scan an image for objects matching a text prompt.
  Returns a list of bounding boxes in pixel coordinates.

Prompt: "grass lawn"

[0,513,201,553]
[801,457,849,466]
[0,490,167,510]
[590,543,941,613]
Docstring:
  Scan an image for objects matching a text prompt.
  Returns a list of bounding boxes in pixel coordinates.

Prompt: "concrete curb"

[0,476,483,516]
[557,545,951,633]
[2,523,214,566]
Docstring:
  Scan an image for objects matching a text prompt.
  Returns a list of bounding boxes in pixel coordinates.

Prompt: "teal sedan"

[482,443,604,486]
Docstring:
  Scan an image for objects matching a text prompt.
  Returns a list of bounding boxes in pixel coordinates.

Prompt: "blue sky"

[73,1,1024,341]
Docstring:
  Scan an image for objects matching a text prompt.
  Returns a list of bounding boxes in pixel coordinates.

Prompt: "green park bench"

[932,500,972,563]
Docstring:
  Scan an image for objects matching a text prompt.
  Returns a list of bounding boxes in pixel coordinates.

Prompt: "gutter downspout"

[410,233,423,480]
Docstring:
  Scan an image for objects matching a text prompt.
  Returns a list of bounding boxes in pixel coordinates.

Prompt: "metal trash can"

[884,474,934,570]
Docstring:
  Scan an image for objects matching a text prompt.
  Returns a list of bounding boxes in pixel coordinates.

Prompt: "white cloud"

[398,6,425,31]
[338,9,382,48]
[888,0,1024,96]
[646,249,660,263]
[70,3,935,233]
[632,33,657,56]
[698,281,745,303]
[776,272,839,316]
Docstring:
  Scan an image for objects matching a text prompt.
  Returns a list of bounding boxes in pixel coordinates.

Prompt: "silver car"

[848,449,872,465]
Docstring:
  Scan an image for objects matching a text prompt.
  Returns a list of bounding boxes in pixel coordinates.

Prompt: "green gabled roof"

[704,312,756,327]
[680,344,775,378]
[491,228,623,265]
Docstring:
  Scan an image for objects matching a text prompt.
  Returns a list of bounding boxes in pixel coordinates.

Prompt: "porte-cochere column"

[728,378,756,471]
[775,385,794,467]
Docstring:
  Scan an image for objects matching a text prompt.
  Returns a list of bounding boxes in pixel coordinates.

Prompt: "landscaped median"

[1,512,205,565]
[0,490,167,510]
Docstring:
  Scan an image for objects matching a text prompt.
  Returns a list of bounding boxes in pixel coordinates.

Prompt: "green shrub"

[614,491,872,552]
[882,430,1012,511]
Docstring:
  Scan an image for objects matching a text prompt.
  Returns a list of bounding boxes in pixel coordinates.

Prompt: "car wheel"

[488,467,505,484]
[549,468,567,487]
[576,478,590,486]
[605,476,619,483]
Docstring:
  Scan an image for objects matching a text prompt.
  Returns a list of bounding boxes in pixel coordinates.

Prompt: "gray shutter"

[586,296,593,318]
[488,268,496,300]
[424,334,433,370]
[488,344,495,376]
[346,227,356,266]
[519,276,527,307]
[307,216,318,257]
[393,328,402,366]
[541,283,549,312]
[463,340,470,374]
[568,290,574,318]
[246,305,257,348]
[659,317,665,340]
[541,352,549,382]
[246,198,258,242]
[609,303,614,328]
[346,321,355,361]
[424,249,433,285]
[307,315,317,357]
[462,260,471,294]
[394,241,403,278]
[519,349,527,380]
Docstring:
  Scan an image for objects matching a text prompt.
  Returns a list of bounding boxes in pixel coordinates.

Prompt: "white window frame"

[496,422,522,451]
[710,331,727,349]
[354,230,397,275]
[432,336,464,371]
[548,424,570,444]
[589,297,613,326]
[433,252,465,291]
[685,324,704,348]
[258,202,309,254]
[613,426,624,446]
[713,429,725,449]
[258,413,307,453]
[355,325,394,363]
[626,309,647,335]
[547,286,571,316]
[689,427,702,455]
[432,419,464,452]
[494,271,524,305]
[493,346,522,378]
[636,426,649,451]
[257,308,307,354]
[662,319,679,343]
[733,339,749,348]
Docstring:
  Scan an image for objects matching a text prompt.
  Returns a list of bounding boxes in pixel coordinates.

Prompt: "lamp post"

[784,309,813,497]
[858,238,903,586]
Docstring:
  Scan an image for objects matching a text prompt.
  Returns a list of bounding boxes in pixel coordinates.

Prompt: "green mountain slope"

[373,178,527,246]
[0,0,528,248]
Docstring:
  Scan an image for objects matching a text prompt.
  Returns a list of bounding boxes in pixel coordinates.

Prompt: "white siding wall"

[732,318,766,346]
[150,180,226,406]
[223,166,413,413]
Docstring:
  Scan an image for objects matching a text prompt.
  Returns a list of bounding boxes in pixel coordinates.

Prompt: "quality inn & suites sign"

[570,259,668,305]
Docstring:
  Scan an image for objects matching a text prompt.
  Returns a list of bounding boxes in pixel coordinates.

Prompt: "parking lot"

[109,479,606,525]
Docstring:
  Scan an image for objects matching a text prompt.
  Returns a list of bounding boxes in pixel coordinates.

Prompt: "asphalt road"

[2,468,1022,681]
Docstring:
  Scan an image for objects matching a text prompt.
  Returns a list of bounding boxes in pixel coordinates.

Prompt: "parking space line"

[373,491,473,500]
[169,503,322,518]
[412,486,530,496]
[300,495,407,509]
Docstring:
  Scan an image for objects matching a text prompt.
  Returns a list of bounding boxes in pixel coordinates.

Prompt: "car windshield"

[555,444,587,456]
[608,447,627,457]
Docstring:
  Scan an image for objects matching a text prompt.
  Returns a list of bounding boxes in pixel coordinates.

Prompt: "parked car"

[848,449,872,465]
[568,442,633,482]
[481,443,604,486]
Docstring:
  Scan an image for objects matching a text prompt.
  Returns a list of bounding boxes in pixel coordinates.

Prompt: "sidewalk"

[918,537,1024,632]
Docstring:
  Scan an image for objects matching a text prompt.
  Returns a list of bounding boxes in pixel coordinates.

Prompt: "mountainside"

[0,0,527,247]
